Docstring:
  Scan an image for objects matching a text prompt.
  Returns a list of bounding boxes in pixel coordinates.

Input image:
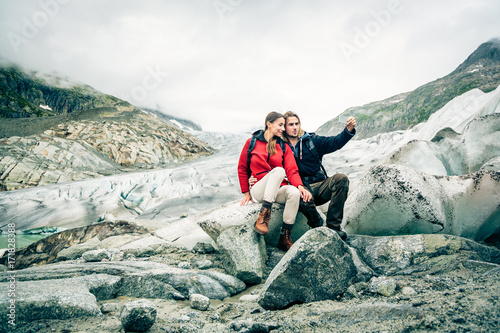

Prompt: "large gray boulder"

[196,200,313,247]
[216,225,267,284]
[344,165,500,241]
[258,227,357,310]
[0,274,121,332]
[120,299,157,332]
[347,234,500,275]
[118,274,186,300]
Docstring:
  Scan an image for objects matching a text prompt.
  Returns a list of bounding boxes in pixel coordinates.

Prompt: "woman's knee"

[287,186,301,202]
[271,167,286,179]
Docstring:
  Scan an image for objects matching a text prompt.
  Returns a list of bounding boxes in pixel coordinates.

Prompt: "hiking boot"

[254,207,271,235]
[277,229,294,251]
[327,226,347,240]
[335,230,347,241]
[326,222,347,241]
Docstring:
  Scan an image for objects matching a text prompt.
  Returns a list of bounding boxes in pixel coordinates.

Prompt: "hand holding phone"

[338,115,349,123]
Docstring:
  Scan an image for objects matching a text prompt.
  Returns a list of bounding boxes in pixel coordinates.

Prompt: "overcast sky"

[1,0,499,133]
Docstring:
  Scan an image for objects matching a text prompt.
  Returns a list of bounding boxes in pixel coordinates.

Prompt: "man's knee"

[332,173,349,188]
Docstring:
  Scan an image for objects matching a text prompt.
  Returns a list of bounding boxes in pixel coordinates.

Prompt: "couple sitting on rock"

[238,111,356,251]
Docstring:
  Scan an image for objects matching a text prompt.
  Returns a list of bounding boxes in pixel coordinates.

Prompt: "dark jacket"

[238,130,303,193]
[288,127,355,182]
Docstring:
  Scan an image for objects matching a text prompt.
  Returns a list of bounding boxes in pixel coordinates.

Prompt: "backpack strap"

[246,136,257,177]
[305,138,328,178]
[279,139,286,166]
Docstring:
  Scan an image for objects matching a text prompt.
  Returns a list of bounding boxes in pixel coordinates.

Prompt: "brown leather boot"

[277,229,294,251]
[254,207,271,235]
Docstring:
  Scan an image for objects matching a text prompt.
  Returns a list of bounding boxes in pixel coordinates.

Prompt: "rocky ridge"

[0,107,213,191]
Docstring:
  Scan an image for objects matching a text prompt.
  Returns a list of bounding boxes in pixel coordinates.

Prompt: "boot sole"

[254,225,268,235]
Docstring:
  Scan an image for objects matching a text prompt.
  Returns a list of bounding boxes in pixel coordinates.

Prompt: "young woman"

[238,111,312,251]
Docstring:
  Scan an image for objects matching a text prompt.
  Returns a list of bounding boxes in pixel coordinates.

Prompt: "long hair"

[282,111,305,143]
[264,111,284,156]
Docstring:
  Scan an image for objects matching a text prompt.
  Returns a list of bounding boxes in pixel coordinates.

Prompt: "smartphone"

[338,115,349,123]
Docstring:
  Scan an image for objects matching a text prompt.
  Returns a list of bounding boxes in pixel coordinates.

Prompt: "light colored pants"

[250,167,300,225]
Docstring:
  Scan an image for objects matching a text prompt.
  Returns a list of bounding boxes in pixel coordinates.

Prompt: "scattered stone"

[189,293,211,311]
[193,242,216,254]
[343,285,361,299]
[192,259,213,269]
[82,249,111,262]
[122,246,156,258]
[101,302,122,313]
[239,295,260,303]
[120,299,157,332]
[178,261,191,269]
[402,286,417,296]
[367,276,397,297]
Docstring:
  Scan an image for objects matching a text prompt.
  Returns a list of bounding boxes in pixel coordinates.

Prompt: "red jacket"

[238,130,303,193]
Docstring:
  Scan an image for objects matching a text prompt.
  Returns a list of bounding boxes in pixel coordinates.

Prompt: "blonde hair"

[282,111,305,142]
[264,111,284,155]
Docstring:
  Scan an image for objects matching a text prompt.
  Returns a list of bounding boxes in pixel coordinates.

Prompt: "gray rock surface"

[258,227,357,310]
[120,299,157,332]
[344,166,500,241]
[0,274,121,332]
[216,225,267,284]
[347,234,500,275]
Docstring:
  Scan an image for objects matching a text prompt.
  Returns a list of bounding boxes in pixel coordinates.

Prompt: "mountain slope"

[317,39,500,139]
[0,65,134,118]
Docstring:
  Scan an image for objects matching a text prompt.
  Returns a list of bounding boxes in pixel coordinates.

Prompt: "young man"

[282,111,356,240]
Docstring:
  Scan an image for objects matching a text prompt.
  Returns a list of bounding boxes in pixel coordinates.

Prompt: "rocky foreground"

[1,212,499,332]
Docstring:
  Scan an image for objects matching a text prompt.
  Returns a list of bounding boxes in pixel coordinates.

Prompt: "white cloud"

[0,0,499,133]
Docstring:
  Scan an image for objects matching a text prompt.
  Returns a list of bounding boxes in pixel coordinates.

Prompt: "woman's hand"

[298,185,312,202]
[240,191,255,206]
[248,176,257,189]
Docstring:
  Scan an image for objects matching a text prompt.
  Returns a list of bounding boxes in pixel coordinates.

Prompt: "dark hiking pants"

[299,173,349,230]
